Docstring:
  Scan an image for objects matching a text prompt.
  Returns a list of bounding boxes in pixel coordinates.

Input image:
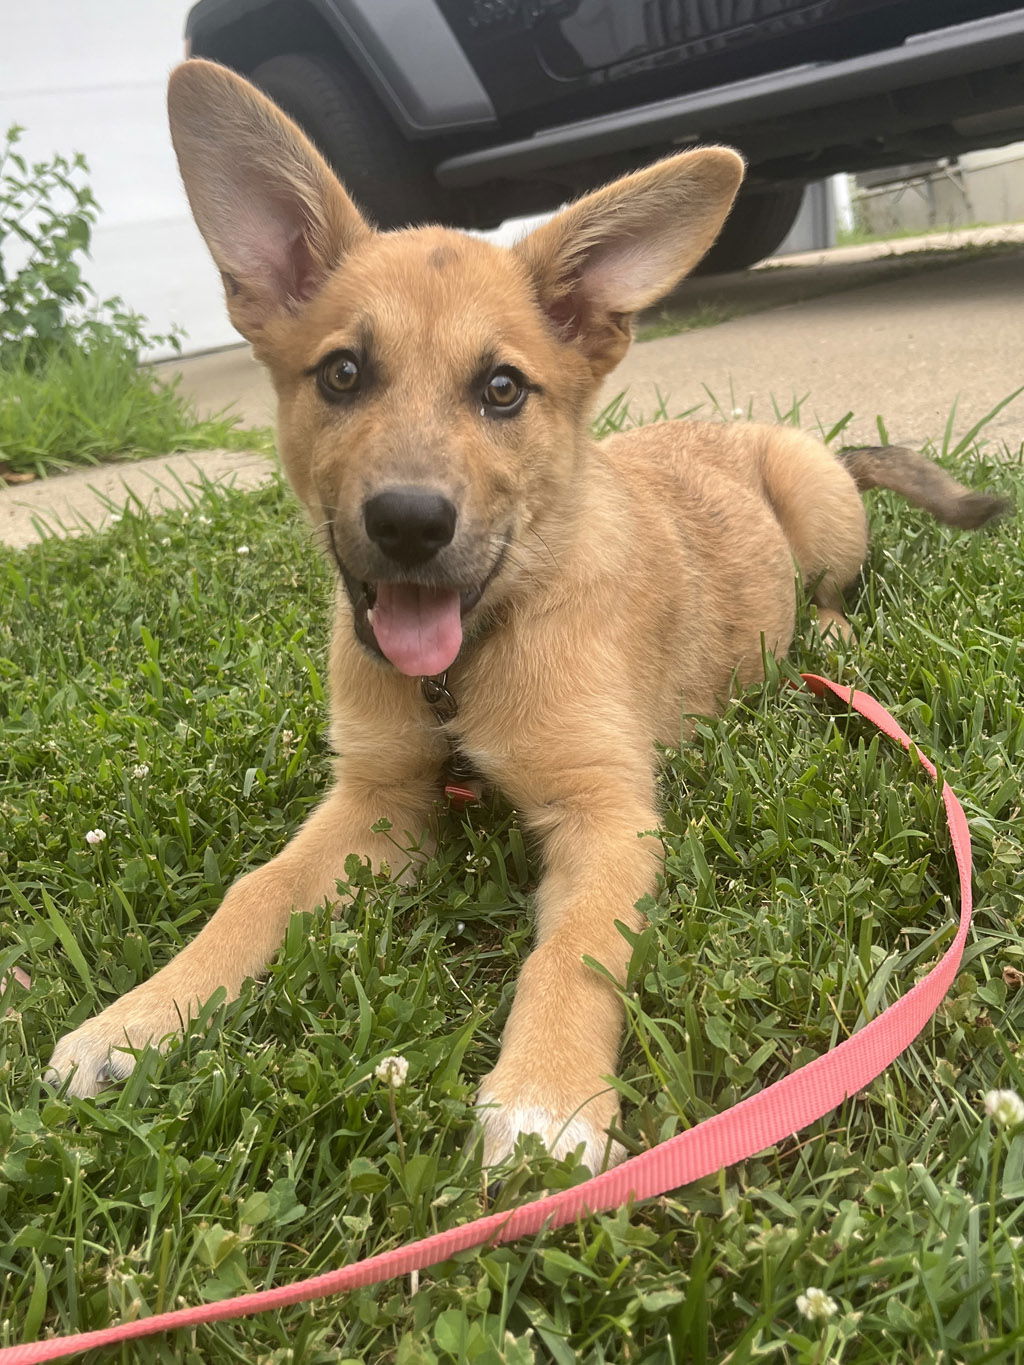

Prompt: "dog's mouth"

[328,527,507,677]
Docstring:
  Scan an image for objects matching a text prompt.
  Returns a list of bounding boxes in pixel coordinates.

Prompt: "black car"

[185,0,1024,272]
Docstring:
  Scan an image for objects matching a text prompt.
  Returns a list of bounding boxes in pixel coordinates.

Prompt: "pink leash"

[2,674,975,1364]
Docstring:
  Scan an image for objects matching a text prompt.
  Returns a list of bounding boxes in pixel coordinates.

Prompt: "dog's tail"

[837,445,1009,530]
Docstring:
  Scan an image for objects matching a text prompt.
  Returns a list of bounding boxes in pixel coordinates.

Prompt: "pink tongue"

[369,583,463,677]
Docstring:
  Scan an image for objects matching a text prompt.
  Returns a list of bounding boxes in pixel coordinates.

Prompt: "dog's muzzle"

[326,521,507,677]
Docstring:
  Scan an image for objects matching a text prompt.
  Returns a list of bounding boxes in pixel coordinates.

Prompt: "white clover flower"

[236,545,250,556]
[197,515,212,526]
[984,1089,1024,1129]
[796,1287,839,1322]
[280,730,294,749]
[375,1055,409,1088]
[132,763,150,779]
[159,537,171,547]
[85,829,107,847]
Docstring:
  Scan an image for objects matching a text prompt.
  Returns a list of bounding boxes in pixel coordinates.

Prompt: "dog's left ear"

[515,148,744,377]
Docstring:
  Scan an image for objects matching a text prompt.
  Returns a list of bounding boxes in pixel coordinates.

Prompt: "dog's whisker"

[522,525,561,575]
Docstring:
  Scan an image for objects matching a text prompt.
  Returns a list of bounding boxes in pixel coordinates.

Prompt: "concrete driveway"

[162,226,1024,451]
[609,239,1024,449]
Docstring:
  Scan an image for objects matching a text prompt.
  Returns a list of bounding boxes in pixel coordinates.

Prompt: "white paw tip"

[476,1095,623,1172]
[45,1038,137,1098]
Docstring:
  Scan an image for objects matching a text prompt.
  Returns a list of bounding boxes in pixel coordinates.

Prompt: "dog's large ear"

[167,60,370,340]
[515,148,744,377]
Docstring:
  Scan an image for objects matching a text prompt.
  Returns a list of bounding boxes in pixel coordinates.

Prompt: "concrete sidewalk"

[3,223,1021,548]
[0,449,274,550]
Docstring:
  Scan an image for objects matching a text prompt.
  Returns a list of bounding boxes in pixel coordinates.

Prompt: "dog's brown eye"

[482,367,527,415]
[316,351,361,399]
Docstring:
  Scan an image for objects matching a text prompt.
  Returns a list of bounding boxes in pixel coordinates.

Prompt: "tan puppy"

[47,61,1005,1171]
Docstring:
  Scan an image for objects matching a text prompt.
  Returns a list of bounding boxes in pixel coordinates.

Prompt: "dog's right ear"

[167,60,370,341]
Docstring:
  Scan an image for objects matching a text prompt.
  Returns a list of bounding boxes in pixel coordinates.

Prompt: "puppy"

[47,61,1005,1171]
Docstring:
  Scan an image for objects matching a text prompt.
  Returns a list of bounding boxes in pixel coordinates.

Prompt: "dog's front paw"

[46,998,186,1098]
[476,1071,624,1173]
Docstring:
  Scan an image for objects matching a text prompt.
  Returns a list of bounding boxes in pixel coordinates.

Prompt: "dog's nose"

[363,487,457,567]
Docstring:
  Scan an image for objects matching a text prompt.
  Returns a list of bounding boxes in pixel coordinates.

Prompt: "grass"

[834,219,1018,249]
[636,301,743,343]
[0,410,1022,1363]
[0,336,271,482]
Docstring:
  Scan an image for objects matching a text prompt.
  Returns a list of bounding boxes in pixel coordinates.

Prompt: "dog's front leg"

[47,770,436,1098]
[477,776,661,1172]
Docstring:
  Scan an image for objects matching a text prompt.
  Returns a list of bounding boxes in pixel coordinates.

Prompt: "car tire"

[693,183,806,274]
[250,52,451,230]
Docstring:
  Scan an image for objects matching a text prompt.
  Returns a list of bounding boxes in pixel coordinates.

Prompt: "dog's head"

[168,61,743,677]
